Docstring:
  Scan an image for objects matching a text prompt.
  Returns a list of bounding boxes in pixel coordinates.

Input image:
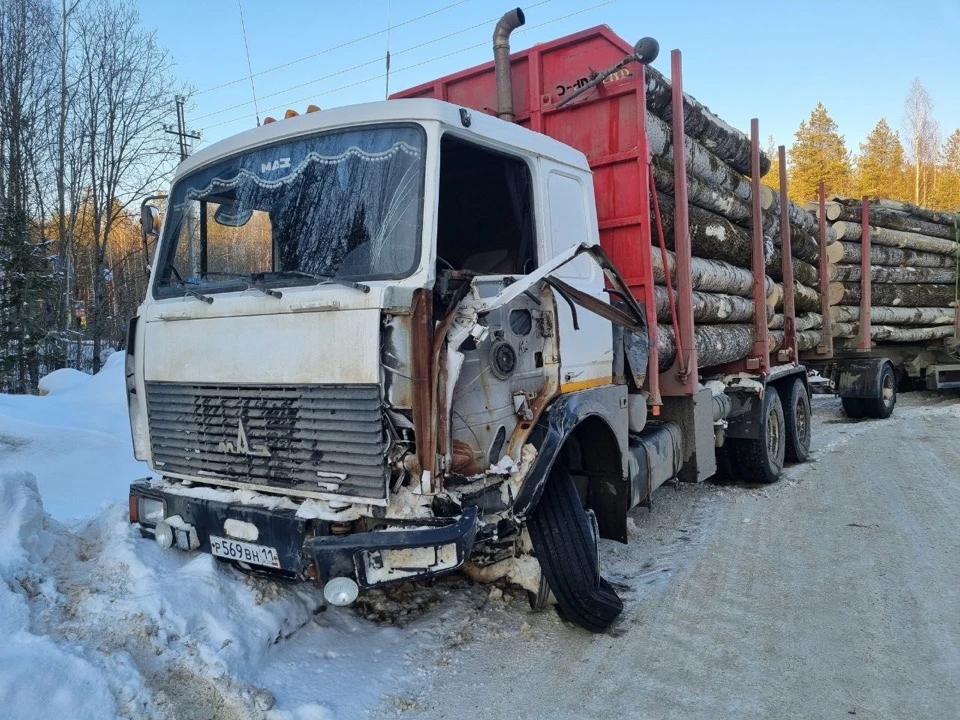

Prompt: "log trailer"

[802,191,960,418]
[127,9,814,632]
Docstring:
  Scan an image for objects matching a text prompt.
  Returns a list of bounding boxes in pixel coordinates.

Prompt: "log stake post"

[635,62,661,410]
[816,182,833,356]
[856,196,872,350]
[660,49,697,395]
[777,145,796,363]
[747,119,769,374]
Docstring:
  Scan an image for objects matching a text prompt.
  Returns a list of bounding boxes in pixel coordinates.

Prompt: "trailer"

[802,190,960,418]
[126,8,817,633]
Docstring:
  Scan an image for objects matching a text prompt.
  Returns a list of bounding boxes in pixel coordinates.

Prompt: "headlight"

[154,520,174,549]
[138,497,164,525]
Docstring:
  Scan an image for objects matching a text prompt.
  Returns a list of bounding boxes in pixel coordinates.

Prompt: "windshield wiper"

[167,265,214,304]
[206,271,283,299]
[265,270,371,294]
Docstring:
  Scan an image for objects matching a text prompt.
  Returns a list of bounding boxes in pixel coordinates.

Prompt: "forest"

[0,0,957,393]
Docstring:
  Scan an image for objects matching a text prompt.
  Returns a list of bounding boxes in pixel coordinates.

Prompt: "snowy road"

[371,393,960,720]
[2,361,959,719]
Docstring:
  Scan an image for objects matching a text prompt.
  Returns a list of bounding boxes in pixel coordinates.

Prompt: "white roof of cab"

[175,98,590,181]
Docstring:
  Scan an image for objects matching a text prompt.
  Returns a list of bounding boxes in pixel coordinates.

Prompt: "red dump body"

[393,25,801,400]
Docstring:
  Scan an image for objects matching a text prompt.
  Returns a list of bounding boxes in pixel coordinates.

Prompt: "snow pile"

[0,352,154,522]
[0,359,448,719]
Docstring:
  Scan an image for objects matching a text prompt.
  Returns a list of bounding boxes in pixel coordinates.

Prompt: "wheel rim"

[795,395,809,446]
[882,373,894,406]
[767,405,782,459]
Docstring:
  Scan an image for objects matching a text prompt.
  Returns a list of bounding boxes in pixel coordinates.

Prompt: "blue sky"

[137,0,960,157]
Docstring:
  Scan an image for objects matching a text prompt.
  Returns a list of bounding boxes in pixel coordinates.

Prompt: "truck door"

[542,167,613,393]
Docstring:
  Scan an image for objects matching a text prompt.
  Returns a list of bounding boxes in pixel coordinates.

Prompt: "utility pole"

[164,95,200,162]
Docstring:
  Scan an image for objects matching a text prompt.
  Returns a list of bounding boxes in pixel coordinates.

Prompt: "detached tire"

[864,363,896,419]
[527,464,623,633]
[734,389,785,484]
[782,378,812,463]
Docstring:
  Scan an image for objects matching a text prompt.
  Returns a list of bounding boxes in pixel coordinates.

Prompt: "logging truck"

[799,194,960,418]
[126,10,815,632]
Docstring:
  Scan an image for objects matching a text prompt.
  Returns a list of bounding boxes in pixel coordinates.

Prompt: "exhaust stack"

[493,8,525,122]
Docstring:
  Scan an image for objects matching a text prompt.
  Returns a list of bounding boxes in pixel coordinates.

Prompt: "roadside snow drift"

[0,358,438,719]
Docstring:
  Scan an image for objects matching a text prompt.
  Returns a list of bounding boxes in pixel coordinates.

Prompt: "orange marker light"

[284,109,299,119]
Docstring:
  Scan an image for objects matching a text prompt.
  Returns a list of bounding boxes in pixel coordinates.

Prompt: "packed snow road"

[1,359,958,719]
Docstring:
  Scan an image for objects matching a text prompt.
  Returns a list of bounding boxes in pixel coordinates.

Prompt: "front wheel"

[735,389,785,484]
[527,464,623,633]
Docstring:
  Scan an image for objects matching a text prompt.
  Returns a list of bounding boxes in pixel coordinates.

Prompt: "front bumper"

[130,481,478,588]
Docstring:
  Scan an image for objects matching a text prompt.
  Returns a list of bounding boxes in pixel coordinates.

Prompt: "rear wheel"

[734,390,785,484]
[863,363,896,419]
[527,464,623,633]
[841,397,867,418]
[783,378,812,463]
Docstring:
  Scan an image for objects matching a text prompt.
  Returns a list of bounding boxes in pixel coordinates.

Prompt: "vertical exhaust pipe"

[493,7,525,122]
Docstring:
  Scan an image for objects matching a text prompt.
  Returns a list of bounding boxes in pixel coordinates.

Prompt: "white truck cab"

[127,96,658,631]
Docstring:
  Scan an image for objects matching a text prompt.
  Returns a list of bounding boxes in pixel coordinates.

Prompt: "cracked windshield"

[154,124,424,297]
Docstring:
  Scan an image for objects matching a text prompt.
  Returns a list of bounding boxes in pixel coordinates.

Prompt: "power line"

[201,0,615,134]
[164,96,201,160]
[195,0,469,97]
[195,0,555,124]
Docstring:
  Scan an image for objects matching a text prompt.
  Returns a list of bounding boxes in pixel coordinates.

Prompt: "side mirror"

[139,200,163,276]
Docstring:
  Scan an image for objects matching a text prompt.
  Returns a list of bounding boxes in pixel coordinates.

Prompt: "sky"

[136,0,960,159]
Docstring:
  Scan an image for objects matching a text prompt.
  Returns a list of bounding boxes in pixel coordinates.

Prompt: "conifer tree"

[788,102,852,201]
[760,136,782,193]
[929,128,960,213]
[856,118,908,200]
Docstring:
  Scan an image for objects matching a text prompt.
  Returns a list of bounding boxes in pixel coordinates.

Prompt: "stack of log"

[644,66,826,369]
[810,196,959,348]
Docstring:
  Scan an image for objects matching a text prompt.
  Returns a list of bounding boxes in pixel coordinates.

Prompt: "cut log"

[833,195,960,230]
[829,241,956,268]
[651,248,775,298]
[769,312,822,331]
[655,193,773,268]
[766,189,836,243]
[792,281,821,313]
[654,286,768,324]
[651,157,756,226]
[835,324,956,345]
[644,65,770,177]
[657,323,755,370]
[827,264,956,284]
[804,200,842,221]
[833,221,958,256]
[646,113,758,205]
[828,281,958,308]
[831,204,956,241]
[769,250,819,286]
[770,330,822,352]
[830,305,956,326]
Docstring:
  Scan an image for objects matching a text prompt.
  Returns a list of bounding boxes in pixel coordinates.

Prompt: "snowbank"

[0,353,154,522]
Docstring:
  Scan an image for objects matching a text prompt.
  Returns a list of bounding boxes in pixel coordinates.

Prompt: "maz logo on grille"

[217,419,271,458]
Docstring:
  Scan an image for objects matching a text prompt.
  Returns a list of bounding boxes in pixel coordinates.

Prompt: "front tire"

[782,378,812,463]
[735,389,785,484]
[527,464,623,633]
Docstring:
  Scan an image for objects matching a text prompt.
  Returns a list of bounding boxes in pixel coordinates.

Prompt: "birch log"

[828,241,957,268]
[829,282,957,307]
[769,312,823,331]
[651,248,775,298]
[833,222,958,256]
[654,286,768,323]
[833,196,960,230]
[770,330,823,352]
[657,324,755,370]
[644,65,770,177]
[830,204,956,241]
[769,250,819,287]
[650,157,756,225]
[827,264,956,284]
[834,325,956,344]
[655,193,773,268]
[830,306,956,326]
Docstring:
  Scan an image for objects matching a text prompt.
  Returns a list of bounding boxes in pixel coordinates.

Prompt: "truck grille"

[145,383,388,500]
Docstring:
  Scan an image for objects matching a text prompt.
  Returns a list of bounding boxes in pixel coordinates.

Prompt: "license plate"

[209,535,281,569]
